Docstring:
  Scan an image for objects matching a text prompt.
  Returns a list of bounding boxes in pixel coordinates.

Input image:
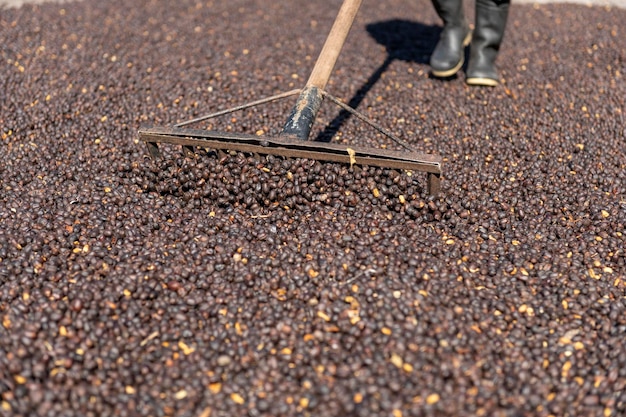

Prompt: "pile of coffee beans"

[0,0,624,416]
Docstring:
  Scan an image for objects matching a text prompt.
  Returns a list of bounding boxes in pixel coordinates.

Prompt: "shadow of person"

[366,19,441,64]
[315,19,442,142]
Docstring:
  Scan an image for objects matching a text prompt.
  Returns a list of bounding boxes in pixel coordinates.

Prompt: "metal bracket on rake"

[138,88,442,195]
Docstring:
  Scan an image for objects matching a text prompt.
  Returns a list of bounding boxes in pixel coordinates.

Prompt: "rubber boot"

[466,0,510,86]
[429,0,472,78]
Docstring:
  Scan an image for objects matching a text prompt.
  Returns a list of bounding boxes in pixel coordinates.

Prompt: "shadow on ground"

[315,19,441,142]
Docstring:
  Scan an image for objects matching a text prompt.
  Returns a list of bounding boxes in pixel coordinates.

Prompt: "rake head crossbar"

[140,126,440,171]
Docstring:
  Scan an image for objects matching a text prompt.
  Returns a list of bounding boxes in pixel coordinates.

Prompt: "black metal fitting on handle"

[281,86,324,141]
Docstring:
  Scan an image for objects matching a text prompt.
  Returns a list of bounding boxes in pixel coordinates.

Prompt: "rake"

[138,0,442,195]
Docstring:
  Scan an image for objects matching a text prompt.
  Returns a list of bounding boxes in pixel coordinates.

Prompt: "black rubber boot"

[466,0,510,86]
[429,0,472,78]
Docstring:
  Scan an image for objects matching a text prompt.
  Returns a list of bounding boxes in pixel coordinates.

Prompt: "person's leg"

[429,0,472,78]
[466,0,510,86]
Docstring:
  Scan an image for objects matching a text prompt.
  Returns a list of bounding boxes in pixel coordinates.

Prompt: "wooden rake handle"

[281,0,363,140]
[307,0,363,90]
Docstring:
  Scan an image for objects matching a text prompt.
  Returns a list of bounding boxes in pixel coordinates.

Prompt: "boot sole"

[465,77,499,87]
[431,31,472,78]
